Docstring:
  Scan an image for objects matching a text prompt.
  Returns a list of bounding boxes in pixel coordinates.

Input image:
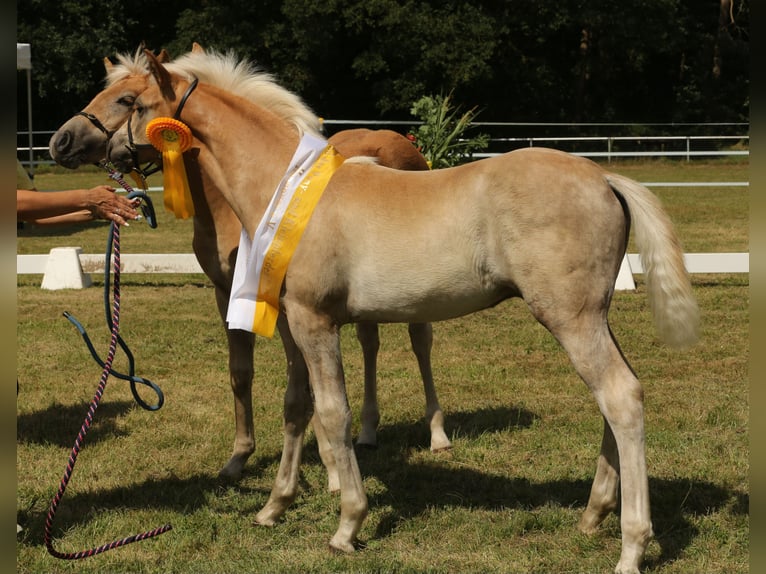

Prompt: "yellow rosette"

[146,117,195,219]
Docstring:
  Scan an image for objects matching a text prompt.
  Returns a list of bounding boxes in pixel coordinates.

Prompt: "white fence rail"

[17,124,749,170]
[15,250,749,292]
[16,252,750,276]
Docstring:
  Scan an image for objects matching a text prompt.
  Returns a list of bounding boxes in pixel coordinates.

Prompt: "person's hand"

[85,185,141,226]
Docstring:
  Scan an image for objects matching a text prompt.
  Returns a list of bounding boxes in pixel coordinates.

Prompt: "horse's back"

[328,129,429,171]
[327,146,625,240]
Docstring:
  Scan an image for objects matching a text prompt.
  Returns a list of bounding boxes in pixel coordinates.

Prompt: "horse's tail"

[605,173,699,348]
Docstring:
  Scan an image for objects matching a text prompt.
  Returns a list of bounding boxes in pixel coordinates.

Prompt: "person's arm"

[17,186,140,226]
[26,209,101,226]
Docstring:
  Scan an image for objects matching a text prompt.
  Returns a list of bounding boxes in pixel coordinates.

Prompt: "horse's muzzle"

[48,130,85,169]
[106,138,135,172]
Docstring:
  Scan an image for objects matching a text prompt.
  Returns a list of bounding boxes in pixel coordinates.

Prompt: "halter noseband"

[75,111,116,139]
[124,76,199,178]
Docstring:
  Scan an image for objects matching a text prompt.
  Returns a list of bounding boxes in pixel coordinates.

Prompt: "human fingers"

[109,206,135,226]
[113,203,139,224]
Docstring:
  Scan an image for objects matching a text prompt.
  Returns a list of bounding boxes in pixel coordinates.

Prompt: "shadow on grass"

[17,399,136,447]
[18,220,112,238]
[360,455,747,568]
[18,404,748,570]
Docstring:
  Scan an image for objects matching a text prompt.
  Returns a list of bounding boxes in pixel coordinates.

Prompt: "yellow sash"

[250,145,343,336]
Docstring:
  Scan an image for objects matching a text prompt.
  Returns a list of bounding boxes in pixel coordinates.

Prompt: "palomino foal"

[107,50,698,574]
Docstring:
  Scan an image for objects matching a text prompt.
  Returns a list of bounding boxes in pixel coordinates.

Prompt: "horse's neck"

[186,86,301,237]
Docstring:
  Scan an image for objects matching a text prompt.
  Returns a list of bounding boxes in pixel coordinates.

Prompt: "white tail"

[606,173,700,348]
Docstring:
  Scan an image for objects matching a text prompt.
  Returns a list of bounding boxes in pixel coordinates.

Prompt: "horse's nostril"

[53,131,72,154]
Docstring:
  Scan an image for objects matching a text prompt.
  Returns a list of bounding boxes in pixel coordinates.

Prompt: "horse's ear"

[144,49,176,101]
[156,49,170,63]
[103,57,114,73]
[192,42,205,54]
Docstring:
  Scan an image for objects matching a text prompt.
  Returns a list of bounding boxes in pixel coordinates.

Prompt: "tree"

[17,0,749,134]
[339,0,498,115]
[17,0,188,129]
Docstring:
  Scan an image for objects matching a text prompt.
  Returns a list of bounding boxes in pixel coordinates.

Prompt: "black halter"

[125,76,200,178]
[75,111,116,139]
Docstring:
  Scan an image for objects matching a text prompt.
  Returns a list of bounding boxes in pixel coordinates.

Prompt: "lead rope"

[44,165,172,559]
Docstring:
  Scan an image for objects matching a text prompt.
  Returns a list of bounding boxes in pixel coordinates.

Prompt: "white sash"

[226,133,338,335]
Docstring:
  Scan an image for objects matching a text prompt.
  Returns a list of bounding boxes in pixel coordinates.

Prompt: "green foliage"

[17,1,750,132]
[408,94,489,169]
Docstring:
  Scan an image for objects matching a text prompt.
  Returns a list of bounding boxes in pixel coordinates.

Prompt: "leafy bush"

[407,93,489,169]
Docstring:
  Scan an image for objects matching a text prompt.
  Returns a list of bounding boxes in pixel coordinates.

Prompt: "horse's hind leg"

[356,322,451,452]
[408,323,451,452]
[547,316,652,574]
[355,322,380,447]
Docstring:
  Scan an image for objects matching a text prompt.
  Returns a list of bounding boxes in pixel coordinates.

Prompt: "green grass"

[17,159,748,573]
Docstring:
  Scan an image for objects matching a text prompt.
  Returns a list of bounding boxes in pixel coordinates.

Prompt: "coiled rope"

[44,165,172,559]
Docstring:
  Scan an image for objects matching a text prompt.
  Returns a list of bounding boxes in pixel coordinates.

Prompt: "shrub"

[407,93,489,169]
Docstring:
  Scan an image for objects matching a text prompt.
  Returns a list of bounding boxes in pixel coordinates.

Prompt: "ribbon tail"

[162,149,195,219]
[252,301,279,338]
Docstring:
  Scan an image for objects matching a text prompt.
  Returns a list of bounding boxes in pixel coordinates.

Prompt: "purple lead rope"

[44,168,172,559]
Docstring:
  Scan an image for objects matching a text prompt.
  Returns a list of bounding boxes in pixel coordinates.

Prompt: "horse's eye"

[117,96,135,107]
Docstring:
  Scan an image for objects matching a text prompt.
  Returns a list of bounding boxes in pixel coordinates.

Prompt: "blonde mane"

[107,47,323,138]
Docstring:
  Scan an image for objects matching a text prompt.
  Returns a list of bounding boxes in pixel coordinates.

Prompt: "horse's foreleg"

[215,287,256,480]
[272,316,338,492]
[355,322,380,447]
[290,309,368,553]
[408,322,451,452]
[255,314,314,525]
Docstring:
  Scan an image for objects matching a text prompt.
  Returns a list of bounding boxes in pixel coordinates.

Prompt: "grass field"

[17,159,748,573]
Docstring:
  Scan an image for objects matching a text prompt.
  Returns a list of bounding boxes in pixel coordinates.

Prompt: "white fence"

[15,250,749,292]
[17,123,749,171]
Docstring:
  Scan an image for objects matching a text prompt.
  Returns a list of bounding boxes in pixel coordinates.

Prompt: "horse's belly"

[346,272,511,323]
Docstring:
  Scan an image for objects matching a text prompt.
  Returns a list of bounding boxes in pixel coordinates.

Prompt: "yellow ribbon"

[252,145,344,337]
[146,117,195,219]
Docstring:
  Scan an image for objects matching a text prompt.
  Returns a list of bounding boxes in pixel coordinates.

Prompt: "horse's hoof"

[218,468,243,482]
[218,457,247,481]
[431,444,453,454]
[328,539,358,554]
[254,515,277,527]
[254,506,282,527]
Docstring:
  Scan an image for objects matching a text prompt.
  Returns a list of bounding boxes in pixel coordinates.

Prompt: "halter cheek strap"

[124,77,199,178]
[173,77,199,120]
